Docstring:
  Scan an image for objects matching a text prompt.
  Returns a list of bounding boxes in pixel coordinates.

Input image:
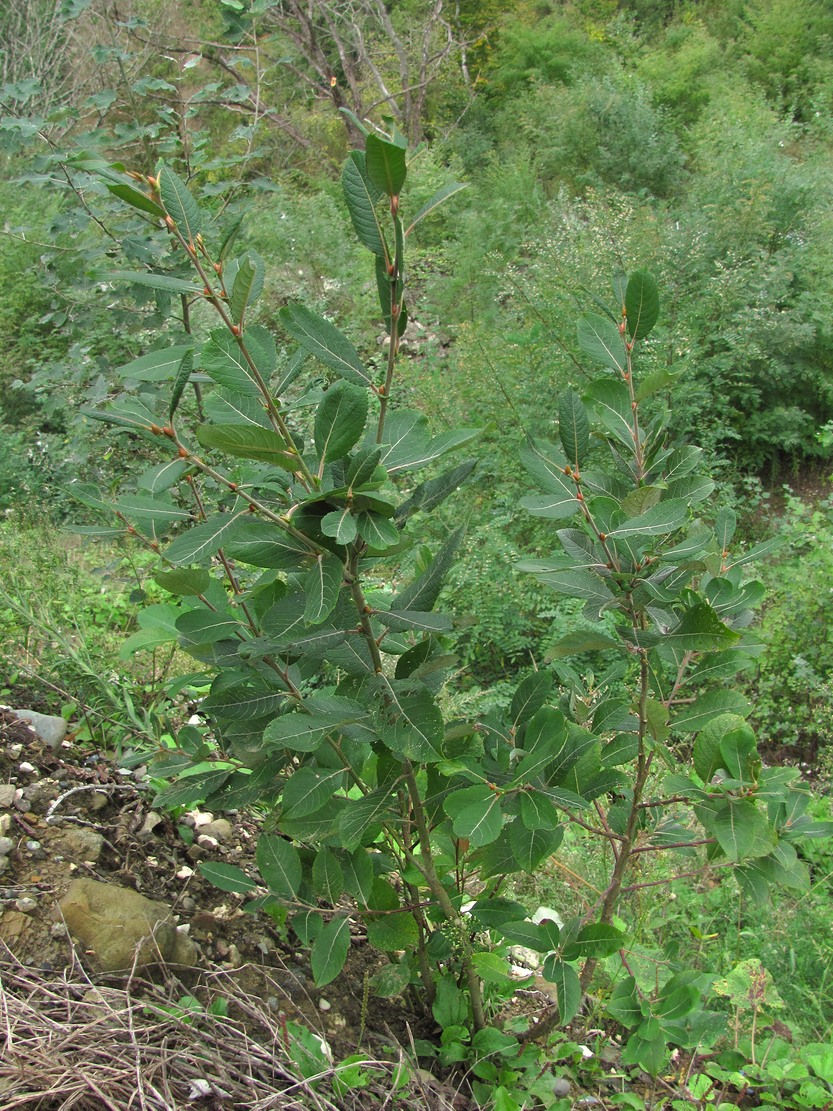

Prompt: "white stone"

[9,709,68,750]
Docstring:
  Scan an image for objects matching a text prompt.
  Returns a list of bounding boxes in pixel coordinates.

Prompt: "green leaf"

[153,768,231,809]
[672,691,751,733]
[719,721,757,782]
[282,767,344,819]
[339,789,397,850]
[228,252,265,327]
[636,603,741,652]
[622,1027,667,1076]
[158,162,202,242]
[577,312,626,371]
[380,687,445,763]
[444,786,504,847]
[116,345,195,382]
[197,861,255,894]
[259,835,304,902]
[264,711,357,753]
[164,512,243,564]
[321,508,358,545]
[106,270,202,294]
[607,498,688,539]
[558,388,590,468]
[562,923,625,961]
[607,977,642,1026]
[511,671,554,729]
[342,151,386,258]
[342,848,375,904]
[714,507,737,554]
[405,181,468,235]
[155,568,210,596]
[471,952,515,985]
[391,526,464,612]
[366,908,419,952]
[712,800,774,862]
[314,380,369,463]
[376,410,479,474]
[196,424,299,468]
[203,388,270,428]
[169,350,195,421]
[519,792,561,831]
[509,821,563,872]
[625,270,660,340]
[138,459,190,494]
[224,520,312,569]
[395,460,476,519]
[311,915,351,986]
[304,552,343,624]
[106,181,165,218]
[112,494,191,523]
[364,133,407,197]
[280,303,372,387]
[346,446,382,488]
[520,436,575,493]
[176,609,244,645]
[584,379,633,446]
[467,897,530,929]
[693,713,747,782]
[201,330,263,397]
[312,847,344,902]
[498,920,558,952]
[541,958,581,1023]
[356,511,400,550]
[547,631,623,658]
[377,609,453,633]
[203,684,285,719]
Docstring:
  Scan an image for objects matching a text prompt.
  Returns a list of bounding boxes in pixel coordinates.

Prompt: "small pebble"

[0,814,12,834]
[18,762,36,775]
[176,866,194,880]
[196,834,219,849]
[139,812,163,837]
[0,837,14,855]
[26,840,41,852]
[180,896,197,913]
[318,998,331,1012]
[8,744,23,758]
[15,897,37,913]
[552,1078,571,1098]
[226,943,242,968]
[267,996,281,1011]
[51,923,68,938]
[200,819,233,842]
[14,799,32,813]
[87,792,109,812]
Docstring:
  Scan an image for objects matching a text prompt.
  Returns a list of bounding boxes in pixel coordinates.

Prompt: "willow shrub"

[72,124,830,1089]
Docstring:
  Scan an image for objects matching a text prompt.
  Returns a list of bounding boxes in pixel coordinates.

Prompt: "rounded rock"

[200,819,233,842]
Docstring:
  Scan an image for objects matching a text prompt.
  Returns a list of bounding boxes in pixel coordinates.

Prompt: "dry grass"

[0,946,460,1111]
